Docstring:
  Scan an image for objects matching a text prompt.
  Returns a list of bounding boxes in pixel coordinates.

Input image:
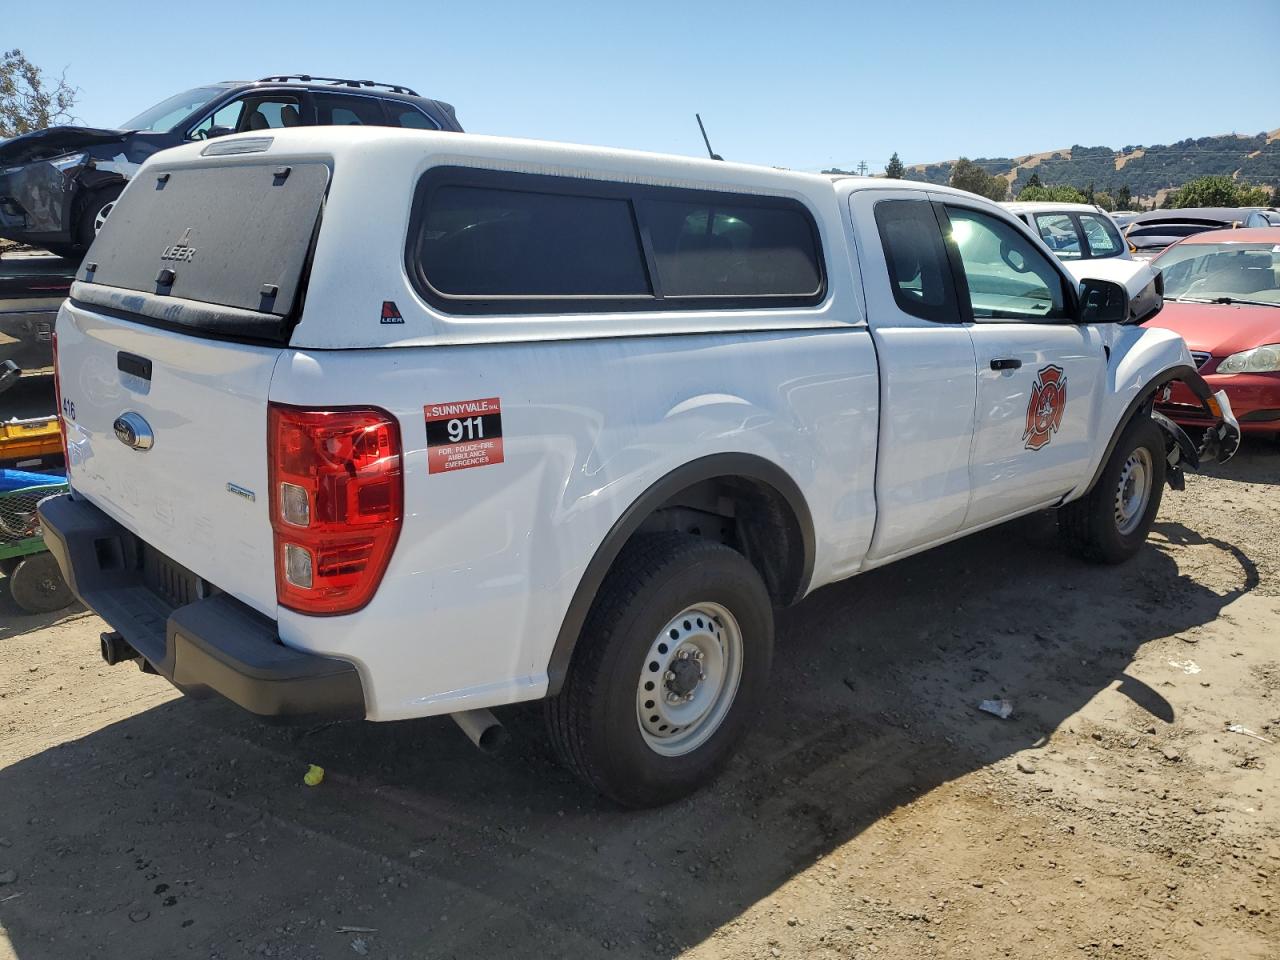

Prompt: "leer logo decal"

[159,227,196,263]
[1023,364,1067,451]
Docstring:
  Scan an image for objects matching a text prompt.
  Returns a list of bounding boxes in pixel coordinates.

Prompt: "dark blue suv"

[0,75,463,259]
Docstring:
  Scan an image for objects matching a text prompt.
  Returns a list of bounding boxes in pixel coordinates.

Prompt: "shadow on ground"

[0,509,1258,959]
[1198,434,1280,486]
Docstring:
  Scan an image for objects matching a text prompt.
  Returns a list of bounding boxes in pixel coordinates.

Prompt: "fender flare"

[1083,362,1218,495]
[544,453,815,695]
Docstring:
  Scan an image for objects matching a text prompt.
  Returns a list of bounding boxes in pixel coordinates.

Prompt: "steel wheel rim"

[93,201,115,234]
[1114,447,1153,535]
[636,602,743,757]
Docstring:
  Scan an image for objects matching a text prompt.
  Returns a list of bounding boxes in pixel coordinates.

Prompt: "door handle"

[990,358,1022,371]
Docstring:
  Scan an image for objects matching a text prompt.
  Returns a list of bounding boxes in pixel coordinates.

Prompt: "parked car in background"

[1002,202,1129,261]
[1124,207,1257,260]
[1145,227,1280,435]
[39,127,1239,807]
[1242,209,1280,228]
[1110,212,1142,229]
[0,75,462,259]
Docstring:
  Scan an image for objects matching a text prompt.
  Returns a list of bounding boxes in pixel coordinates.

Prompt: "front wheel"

[545,533,774,807]
[75,184,125,249]
[1059,416,1166,564]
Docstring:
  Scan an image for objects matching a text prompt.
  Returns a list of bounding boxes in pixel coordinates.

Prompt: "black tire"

[1059,416,1166,564]
[41,243,82,262]
[545,533,774,807]
[8,552,74,614]
[74,183,124,250]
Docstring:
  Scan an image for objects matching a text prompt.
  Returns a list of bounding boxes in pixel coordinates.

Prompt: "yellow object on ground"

[0,416,61,461]
[303,764,324,787]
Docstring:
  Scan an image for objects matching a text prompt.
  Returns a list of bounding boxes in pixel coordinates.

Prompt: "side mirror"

[205,125,235,139]
[1078,278,1129,324]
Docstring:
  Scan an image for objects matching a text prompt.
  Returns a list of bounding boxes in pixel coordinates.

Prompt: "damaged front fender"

[1171,372,1241,464]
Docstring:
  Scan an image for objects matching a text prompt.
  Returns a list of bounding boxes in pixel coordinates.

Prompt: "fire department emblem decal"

[1023,364,1067,451]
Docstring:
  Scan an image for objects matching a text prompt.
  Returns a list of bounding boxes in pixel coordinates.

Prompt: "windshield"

[1157,242,1280,305]
[120,86,227,132]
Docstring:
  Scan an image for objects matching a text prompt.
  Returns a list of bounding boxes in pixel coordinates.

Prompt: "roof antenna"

[696,113,723,161]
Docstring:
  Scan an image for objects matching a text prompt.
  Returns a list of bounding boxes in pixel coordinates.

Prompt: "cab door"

[849,189,979,562]
[933,199,1106,529]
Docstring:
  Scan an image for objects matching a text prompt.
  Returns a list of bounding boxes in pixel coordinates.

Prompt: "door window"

[873,199,961,323]
[314,94,387,126]
[189,100,244,138]
[946,207,1069,322]
[188,96,302,138]
[1078,213,1122,258]
[1033,213,1083,260]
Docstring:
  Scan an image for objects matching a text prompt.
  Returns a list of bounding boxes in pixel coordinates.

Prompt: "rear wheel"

[1059,416,1166,564]
[8,552,74,614]
[545,533,774,807]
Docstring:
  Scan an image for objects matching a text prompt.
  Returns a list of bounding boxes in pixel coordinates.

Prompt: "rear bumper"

[37,493,365,720]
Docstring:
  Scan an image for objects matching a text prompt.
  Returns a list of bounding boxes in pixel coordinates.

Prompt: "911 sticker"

[425,397,504,474]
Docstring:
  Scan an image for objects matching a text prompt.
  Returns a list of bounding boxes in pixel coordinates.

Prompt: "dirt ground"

[0,441,1276,960]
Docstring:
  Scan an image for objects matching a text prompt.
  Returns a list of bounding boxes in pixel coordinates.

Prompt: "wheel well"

[634,475,807,607]
[545,454,815,695]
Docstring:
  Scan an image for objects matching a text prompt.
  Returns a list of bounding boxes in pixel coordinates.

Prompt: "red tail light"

[51,329,70,469]
[268,404,403,615]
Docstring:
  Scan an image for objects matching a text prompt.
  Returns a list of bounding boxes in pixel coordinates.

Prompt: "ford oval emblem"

[113,412,154,451]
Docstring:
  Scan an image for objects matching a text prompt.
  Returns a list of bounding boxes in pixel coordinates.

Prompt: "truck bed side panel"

[269,330,880,719]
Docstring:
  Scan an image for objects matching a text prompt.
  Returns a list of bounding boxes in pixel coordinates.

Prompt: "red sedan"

[1144,227,1280,435]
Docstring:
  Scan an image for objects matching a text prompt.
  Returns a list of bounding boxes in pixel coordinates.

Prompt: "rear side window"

[314,94,386,126]
[407,168,825,313]
[873,198,959,323]
[420,185,650,297]
[643,200,821,297]
[383,102,438,129]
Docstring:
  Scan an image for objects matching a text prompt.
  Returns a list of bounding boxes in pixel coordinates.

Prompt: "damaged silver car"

[0,76,462,260]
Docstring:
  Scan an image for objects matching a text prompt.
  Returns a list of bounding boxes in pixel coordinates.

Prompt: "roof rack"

[256,75,420,96]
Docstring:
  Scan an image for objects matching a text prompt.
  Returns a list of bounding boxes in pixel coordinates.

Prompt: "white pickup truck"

[39,128,1240,807]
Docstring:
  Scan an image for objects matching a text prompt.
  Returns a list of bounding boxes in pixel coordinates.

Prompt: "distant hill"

[826,129,1280,203]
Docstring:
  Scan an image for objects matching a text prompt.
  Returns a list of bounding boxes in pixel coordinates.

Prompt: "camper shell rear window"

[406,167,826,314]
[72,160,328,342]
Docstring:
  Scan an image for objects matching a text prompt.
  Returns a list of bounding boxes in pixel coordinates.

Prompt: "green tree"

[885,152,905,179]
[1237,184,1271,206]
[1094,191,1115,211]
[1025,171,1043,189]
[950,158,1008,201]
[0,49,77,137]
[1170,175,1267,208]
[1016,184,1087,204]
[1114,185,1133,210]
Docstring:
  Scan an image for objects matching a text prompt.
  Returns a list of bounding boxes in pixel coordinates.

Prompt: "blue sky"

[8,0,1278,172]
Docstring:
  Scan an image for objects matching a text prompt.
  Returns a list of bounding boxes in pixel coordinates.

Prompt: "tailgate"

[54,151,333,616]
[58,301,280,614]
